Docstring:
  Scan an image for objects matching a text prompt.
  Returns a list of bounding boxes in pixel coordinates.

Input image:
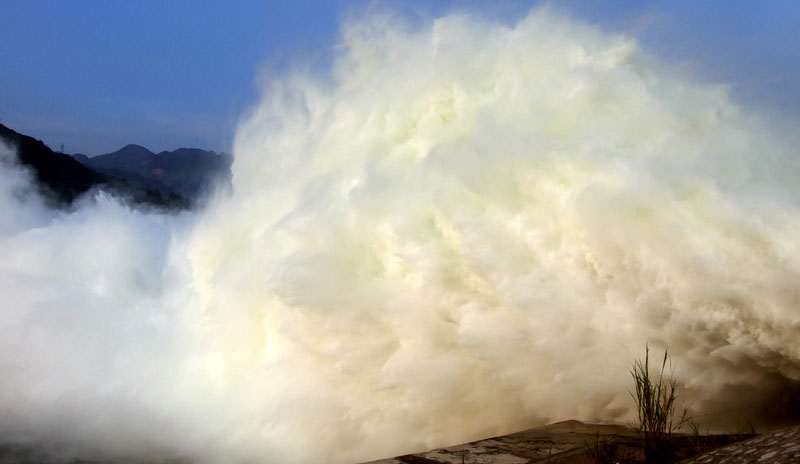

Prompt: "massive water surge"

[1,9,800,464]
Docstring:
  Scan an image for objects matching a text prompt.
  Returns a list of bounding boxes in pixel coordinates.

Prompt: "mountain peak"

[112,144,155,157]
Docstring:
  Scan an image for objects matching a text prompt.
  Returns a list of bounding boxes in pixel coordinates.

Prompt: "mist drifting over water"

[2,8,800,463]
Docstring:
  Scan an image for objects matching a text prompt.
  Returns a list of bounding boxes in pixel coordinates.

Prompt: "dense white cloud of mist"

[1,8,800,464]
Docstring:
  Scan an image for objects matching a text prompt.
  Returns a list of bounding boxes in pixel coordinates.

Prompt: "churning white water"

[1,8,799,464]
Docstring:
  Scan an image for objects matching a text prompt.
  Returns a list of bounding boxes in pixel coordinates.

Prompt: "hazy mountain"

[73,144,233,205]
[0,123,190,210]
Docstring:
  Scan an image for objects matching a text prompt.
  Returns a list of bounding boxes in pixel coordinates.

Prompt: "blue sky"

[1,1,798,155]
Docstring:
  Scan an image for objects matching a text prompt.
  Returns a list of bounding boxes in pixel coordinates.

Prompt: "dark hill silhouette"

[0,123,106,204]
[0,123,190,210]
[74,144,233,205]
[88,144,156,170]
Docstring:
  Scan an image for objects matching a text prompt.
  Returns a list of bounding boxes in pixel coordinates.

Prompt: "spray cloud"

[1,8,800,464]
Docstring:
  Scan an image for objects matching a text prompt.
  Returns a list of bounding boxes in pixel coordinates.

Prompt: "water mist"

[1,8,799,464]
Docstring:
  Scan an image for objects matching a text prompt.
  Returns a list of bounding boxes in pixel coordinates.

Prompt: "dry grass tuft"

[630,345,687,463]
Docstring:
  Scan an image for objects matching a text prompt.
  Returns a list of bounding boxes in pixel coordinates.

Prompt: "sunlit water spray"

[1,8,800,464]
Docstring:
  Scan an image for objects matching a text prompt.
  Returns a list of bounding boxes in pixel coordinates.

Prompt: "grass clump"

[584,431,617,464]
[733,415,756,436]
[630,345,686,463]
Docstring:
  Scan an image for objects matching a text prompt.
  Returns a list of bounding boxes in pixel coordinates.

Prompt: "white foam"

[1,8,799,464]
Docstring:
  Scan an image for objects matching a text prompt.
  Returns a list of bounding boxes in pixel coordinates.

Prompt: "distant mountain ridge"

[0,123,230,210]
[73,144,232,204]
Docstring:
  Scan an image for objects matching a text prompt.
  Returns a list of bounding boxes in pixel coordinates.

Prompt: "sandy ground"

[678,425,800,463]
[1,420,797,463]
[363,420,771,464]
[364,420,639,464]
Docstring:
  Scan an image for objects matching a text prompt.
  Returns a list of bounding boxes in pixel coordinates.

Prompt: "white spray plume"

[1,8,800,464]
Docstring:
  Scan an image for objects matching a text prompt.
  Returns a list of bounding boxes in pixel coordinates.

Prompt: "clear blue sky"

[1,1,798,155]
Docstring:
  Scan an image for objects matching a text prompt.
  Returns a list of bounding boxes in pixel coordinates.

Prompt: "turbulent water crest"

[1,9,800,464]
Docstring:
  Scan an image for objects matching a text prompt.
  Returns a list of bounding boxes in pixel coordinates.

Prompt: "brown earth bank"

[1,421,797,463]
[364,420,800,464]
